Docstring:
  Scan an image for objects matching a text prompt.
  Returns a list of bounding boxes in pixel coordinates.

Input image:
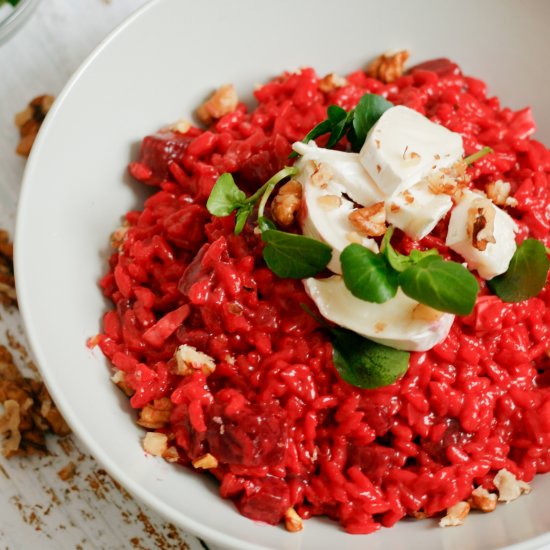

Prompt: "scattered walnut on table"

[0,399,22,457]
[57,461,77,482]
[348,202,387,237]
[14,94,55,157]
[366,50,410,83]
[196,84,238,125]
[271,180,302,227]
[0,230,16,308]
[439,501,470,527]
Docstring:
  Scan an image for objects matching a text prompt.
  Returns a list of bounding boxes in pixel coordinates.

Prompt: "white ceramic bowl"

[15,0,550,549]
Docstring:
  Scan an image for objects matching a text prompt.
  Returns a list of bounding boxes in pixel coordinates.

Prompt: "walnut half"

[467,198,496,251]
[367,50,410,83]
[271,180,302,227]
[348,202,387,237]
[196,84,238,125]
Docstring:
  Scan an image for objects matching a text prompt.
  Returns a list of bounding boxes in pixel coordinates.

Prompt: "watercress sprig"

[488,238,550,302]
[464,146,493,165]
[206,168,332,278]
[206,166,298,235]
[290,93,393,157]
[340,226,480,315]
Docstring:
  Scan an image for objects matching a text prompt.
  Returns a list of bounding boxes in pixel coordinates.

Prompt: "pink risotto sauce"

[97,58,550,533]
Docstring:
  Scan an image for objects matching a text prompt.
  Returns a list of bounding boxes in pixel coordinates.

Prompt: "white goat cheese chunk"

[445,190,517,280]
[304,276,455,352]
[359,105,464,197]
[386,179,453,240]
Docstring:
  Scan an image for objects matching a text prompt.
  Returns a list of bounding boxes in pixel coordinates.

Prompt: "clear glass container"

[0,0,41,45]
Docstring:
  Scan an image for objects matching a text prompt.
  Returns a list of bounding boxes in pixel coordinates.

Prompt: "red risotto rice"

[97,58,550,534]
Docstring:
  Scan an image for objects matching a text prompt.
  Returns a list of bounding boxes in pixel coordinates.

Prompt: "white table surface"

[0,1,208,548]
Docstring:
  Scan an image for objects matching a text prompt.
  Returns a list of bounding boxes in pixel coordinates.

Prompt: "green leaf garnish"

[206,173,247,216]
[348,93,393,151]
[464,146,493,165]
[340,243,398,303]
[234,204,253,235]
[488,239,550,302]
[331,327,410,389]
[380,226,438,273]
[207,166,298,235]
[291,93,394,157]
[261,230,331,279]
[398,255,479,315]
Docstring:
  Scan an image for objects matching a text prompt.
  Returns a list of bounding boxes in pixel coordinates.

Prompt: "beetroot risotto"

[96,54,550,534]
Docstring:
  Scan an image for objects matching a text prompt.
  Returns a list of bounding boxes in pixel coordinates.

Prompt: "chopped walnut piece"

[467,198,496,251]
[0,400,21,457]
[411,511,428,520]
[58,461,77,482]
[402,190,414,204]
[192,453,218,469]
[486,179,518,207]
[110,221,130,250]
[493,469,532,503]
[412,303,444,322]
[317,194,342,210]
[14,94,55,157]
[439,501,470,527]
[469,486,497,512]
[174,344,216,377]
[143,432,169,457]
[0,230,16,307]
[196,84,238,125]
[167,118,192,134]
[319,72,349,93]
[110,369,134,397]
[349,202,387,237]
[163,446,180,463]
[367,50,410,83]
[37,384,71,436]
[271,180,303,227]
[310,162,333,188]
[137,398,172,429]
[284,507,303,532]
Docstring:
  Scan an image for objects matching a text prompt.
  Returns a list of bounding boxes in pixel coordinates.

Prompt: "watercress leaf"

[327,105,348,123]
[350,93,393,152]
[234,204,253,235]
[340,244,398,303]
[258,215,276,232]
[399,256,479,315]
[262,230,331,279]
[409,249,439,262]
[380,226,414,273]
[331,327,410,389]
[326,109,355,149]
[488,239,550,302]
[206,173,247,217]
